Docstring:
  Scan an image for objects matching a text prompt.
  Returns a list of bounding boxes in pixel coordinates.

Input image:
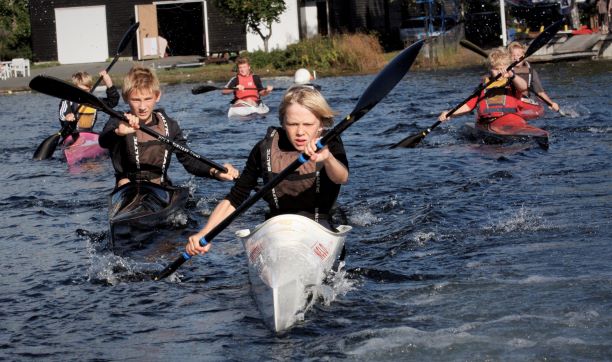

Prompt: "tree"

[213,0,286,53]
[0,0,31,60]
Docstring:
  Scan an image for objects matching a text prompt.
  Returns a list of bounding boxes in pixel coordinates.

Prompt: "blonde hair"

[121,66,160,101]
[507,41,527,53]
[279,87,335,128]
[71,72,93,89]
[487,48,511,69]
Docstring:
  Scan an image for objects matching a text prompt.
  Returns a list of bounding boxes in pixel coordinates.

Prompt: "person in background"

[99,65,238,188]
[438,48,530,135]
[508,41,560,117]
[58,70,119,132]
[185,86,349,257]
[223,57,273,106]
[293,68,321,91]
[597,0,609,33]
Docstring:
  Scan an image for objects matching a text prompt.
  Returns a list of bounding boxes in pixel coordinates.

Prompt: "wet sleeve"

[98,117,122,149]
[530,68,545,94]
[253,75,264,90]
[225,76,238,89]
[326,136,349,170]
[58,100,71,122]
[102,85,120,108]
[225,143,263,208]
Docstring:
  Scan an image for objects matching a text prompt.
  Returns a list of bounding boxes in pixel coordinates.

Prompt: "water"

[1,59,611,360]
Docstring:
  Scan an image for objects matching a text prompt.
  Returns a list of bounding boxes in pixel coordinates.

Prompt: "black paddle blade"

[32,133,61,160]
[191,85,219,95]
[524,19,564,58]
[117,22,140,55]
[352,40,425,118]
[30,75,113,114]
[459,39,488,58]
[390,130,428,149]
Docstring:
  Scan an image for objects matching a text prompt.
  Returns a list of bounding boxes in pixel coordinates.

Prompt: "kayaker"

[99,65,239,188]
[186,86,349,257]
[58,70,120,132]
[438,48,531,134]
[508,41,560,116]
[223,57,273,106]
[292,68,321,91]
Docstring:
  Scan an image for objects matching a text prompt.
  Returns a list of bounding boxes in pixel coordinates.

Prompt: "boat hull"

[227,101,269,118]
[108,181,189,254]
[62,131,108,165]
[236,214,351,332]
[464,119,549,149]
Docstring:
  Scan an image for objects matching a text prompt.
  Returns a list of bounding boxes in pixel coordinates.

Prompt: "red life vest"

[477,78,521,119]
[235,73,260,103]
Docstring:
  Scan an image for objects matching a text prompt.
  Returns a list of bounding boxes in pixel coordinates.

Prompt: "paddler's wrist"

[508,70,516,81]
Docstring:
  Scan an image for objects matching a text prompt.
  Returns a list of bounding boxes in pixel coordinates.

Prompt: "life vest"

[127,111,170,184]
[234,73,260,103]
[477,77,520,120]
[259,127,324,221]
[75,105,97,130]
[513,64,532,97]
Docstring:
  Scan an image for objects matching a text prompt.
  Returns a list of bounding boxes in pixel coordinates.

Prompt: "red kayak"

[517,98,545,120]
[62,131,108,165]
[464,113,549,149]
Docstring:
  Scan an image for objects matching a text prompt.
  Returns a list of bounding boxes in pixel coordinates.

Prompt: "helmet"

[294,68,312,85]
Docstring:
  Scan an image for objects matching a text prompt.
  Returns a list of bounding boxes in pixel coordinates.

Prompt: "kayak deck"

[62,131,108,165]
[108,181,188,254]
[237,214,351,333]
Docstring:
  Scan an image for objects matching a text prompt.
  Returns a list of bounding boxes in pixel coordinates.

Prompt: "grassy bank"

[149,34,485,87]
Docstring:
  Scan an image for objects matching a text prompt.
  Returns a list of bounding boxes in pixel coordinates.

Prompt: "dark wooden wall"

[28,0,246,62]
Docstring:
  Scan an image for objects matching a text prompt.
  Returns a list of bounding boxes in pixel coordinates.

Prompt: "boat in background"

[62,131,108,165]
[227,100,269,119]
[109,181,189,254]
[463,121,549,149]
[236,214,351,333]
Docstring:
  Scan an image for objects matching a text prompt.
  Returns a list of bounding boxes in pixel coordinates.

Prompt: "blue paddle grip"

[199,238,208,247]
[181,252,191,261]
[316,139,325,149]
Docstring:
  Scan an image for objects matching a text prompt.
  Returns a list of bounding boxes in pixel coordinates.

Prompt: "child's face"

[127,88,161,122]
[237,63,250,76]
[491,63,509,77]
[510,48,524,62]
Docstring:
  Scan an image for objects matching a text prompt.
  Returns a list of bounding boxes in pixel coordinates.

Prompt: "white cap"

[294,68,312,85]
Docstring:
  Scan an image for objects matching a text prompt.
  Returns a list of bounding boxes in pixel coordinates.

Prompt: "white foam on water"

[348,207,381,226]
[484,205,548,233]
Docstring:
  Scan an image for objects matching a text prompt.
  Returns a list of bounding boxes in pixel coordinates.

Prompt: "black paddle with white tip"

[390,19,564,149]
[191,84,284,95]
[29,75,228,174]
[33,22,140,160]
[153,39,426,281]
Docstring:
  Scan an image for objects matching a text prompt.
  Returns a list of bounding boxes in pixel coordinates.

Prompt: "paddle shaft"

[102,106,228,173]
[154,40,425,280]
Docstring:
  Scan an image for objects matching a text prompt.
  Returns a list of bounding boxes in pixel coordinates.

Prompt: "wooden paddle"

[389,19,564,149]
[191,84,284,95]
[153,39,426,281]
[29,75,228,174]
[33,22,140,160]
[460,39,567,117]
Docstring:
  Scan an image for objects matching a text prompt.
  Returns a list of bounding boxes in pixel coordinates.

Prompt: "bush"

[244,33,385,72]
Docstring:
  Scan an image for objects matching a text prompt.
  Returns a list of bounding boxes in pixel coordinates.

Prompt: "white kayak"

[227,100,270,118]
[236,214,351,333]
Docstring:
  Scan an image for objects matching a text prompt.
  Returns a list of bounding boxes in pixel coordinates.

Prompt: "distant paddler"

[508,41,560,117]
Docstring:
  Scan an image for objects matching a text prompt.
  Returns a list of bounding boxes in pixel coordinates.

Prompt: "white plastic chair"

[0,63,10,80]
[11,58,31,77]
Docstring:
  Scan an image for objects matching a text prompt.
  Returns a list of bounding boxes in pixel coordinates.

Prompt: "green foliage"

[0,0,31,60]
[244,34,385,73]
[212,0,286,33]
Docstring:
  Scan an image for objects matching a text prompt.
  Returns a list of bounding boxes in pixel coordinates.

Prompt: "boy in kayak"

[99,65,239,187]
[59,70,120,132]
[223,57,273,106]
[508,41,560,117]
[185,86,349,257]
[438,48,547,137]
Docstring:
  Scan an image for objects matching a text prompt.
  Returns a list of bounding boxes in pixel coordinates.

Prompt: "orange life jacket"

[235,73,260,103]
[477,78,521,119]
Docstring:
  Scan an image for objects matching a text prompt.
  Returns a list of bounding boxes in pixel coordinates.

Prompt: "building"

[28,0,321,63]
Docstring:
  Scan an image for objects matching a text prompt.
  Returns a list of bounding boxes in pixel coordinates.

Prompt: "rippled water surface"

[1,59,611,360]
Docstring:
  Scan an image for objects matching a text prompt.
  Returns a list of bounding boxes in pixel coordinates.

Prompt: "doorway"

[156,2,205,56]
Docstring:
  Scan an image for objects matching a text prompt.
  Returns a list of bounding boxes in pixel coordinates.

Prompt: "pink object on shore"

[62,131,108,165]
